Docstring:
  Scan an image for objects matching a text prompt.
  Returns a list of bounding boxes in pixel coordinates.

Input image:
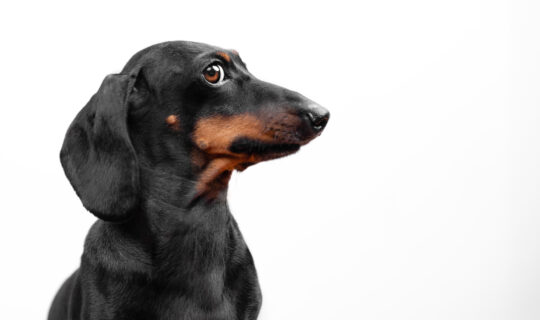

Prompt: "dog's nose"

[306,104,330,132]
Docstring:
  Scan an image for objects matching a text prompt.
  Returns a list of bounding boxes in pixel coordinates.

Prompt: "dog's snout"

[305,104,330,132]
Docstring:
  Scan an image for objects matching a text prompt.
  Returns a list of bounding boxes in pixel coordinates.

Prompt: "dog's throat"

[193,143,300,200]
[194,157,253,199]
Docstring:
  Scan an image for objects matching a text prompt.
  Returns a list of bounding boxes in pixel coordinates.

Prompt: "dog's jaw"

[192,146,301,200]
[190,113,310,200]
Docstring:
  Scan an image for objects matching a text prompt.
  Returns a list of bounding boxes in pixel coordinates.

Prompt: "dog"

[48,41,329,320]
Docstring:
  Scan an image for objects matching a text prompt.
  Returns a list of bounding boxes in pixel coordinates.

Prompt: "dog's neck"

[112,135,239,271]
[105,162,234,280]
[138,160,232,207]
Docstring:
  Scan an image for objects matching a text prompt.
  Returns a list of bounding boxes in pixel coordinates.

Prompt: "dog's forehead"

[123,41,243,74]
[162,43,243,68]
[123,42,209,69]
[163,41,222,56]
[150,42,234,64]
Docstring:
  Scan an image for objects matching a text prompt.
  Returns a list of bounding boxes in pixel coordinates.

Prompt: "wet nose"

[305,104,330,132]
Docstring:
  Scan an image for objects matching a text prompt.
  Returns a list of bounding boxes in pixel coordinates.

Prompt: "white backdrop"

[1,1,539,319]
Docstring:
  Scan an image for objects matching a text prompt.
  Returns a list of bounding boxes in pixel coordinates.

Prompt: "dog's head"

[61,41,329,221]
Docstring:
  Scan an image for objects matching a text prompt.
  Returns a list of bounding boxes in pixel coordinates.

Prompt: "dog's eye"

[203,63,225,85]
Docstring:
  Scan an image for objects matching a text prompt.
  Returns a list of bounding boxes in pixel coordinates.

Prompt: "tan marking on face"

[231,49,239,56]
[166,115,180,131]
[192,114,273,197]
[193,115,273,156]
[216,51,231,62]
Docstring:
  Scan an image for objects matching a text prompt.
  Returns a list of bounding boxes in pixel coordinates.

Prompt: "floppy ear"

[60,73,140,222]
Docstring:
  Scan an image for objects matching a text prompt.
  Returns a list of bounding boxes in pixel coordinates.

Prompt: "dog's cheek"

[192,115,269,155]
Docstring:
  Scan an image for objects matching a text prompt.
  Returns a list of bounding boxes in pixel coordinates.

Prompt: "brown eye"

[203,63,225,85]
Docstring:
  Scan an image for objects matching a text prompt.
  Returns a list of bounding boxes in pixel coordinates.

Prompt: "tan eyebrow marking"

[166,114,180,131]
[216,51,231,62]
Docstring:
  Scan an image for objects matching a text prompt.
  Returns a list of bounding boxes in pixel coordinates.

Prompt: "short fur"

[49,41,329,320]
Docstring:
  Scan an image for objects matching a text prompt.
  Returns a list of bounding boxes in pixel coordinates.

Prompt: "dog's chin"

[229,137,301,171]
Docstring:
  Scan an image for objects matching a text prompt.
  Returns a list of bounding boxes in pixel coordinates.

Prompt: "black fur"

[229,137,300,155]
[49,41,329,320]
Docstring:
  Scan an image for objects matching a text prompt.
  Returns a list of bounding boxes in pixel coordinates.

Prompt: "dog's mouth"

[192,137,302,199]
[229,137,300,158]
[227,137,301,171]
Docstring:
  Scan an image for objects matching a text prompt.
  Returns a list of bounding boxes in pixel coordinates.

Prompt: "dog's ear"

[60,73,141,222]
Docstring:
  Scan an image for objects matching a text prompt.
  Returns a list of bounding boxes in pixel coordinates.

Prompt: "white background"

[1,1,539,319]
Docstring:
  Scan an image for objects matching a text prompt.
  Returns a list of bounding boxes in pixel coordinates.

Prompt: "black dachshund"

[48,41,329,320]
